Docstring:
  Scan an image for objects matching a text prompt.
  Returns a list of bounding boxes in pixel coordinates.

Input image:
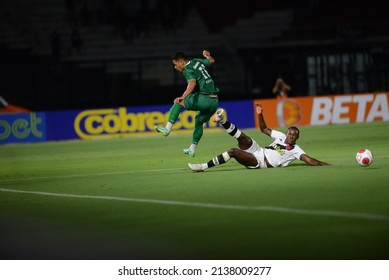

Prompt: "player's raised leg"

[154,103,182,136]
[213,108,242,139]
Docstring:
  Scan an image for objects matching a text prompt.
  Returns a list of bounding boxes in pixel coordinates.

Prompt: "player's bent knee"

[228,148,241,157]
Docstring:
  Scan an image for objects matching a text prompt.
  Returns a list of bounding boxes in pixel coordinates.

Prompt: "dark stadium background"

[1,0,388,111]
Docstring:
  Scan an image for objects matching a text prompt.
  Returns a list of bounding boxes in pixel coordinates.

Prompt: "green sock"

[192,119,204,145]
[168,103,182,124]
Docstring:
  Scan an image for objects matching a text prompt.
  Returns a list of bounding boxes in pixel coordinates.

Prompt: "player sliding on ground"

[188,104,330,172]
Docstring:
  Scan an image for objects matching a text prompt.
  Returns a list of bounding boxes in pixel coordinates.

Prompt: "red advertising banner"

[254,92,389,128]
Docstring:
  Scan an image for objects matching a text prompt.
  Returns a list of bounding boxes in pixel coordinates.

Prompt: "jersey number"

[198,65,211,80]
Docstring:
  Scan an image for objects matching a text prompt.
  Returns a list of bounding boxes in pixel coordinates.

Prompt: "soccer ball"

[355,149,373,167]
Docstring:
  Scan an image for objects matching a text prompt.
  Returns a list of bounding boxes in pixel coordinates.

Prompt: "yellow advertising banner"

[254,92,389,128]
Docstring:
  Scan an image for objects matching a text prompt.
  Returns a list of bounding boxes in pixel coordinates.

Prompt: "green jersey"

[182,58,220,95]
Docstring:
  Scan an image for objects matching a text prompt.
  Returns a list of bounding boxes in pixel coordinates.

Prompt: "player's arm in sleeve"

[300,154,330,166]
[202,50,215,65]
[255,103,272,137]
[174,79,196,104]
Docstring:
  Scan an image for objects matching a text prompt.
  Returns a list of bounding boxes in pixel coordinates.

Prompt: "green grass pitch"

[1,121,389,260]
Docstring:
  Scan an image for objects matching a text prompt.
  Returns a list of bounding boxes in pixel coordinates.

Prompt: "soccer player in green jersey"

[155,50,220,157]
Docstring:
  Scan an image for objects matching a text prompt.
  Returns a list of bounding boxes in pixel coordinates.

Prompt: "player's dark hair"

[172,52,188,61]
[288,126,300,135]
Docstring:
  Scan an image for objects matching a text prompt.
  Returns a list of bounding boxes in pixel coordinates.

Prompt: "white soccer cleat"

[154,125,170,136]
[212,108,226,123]
[188,163,205,172]
[183,148,195,158]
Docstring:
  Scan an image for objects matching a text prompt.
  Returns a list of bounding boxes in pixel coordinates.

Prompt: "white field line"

[0,168,185,183]
[1,187,389,222]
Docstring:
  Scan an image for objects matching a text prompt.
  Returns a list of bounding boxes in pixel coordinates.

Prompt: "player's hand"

[202,50,210,58]
[174,97,183,104]
[255,103,263,115]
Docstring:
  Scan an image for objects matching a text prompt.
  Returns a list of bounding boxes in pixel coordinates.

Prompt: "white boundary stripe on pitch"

[1,187,389,222]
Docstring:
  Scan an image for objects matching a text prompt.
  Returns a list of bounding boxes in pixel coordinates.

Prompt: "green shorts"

[184,93,219,123]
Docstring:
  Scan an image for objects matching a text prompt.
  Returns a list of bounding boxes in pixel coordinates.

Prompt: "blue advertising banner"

[1,100,255,143]
[0,112,47,144]
[219,100,254,128]
[45,100,255,141]
[46,110,80,141]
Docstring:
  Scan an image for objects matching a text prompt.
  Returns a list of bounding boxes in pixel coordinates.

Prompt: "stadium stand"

[1,0,388,110]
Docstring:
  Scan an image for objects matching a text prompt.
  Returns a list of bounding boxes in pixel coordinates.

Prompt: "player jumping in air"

[155,50,220,157]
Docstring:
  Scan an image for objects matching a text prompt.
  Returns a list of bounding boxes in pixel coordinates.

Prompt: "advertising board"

[254,92,389,128]
[0,112,46,144]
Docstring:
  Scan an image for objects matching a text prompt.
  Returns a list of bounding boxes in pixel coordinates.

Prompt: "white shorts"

[242,139,267,169]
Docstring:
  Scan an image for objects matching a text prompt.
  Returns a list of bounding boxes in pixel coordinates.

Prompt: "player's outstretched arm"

[255,103,272,136]
[202,50,215,64]
[300,154,330,166]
